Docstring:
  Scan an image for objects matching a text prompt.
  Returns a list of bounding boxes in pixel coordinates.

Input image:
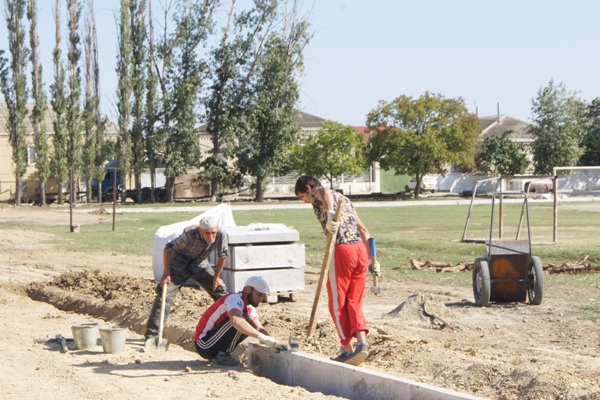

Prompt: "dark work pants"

[194,311,251,359]
[144,265,227,339]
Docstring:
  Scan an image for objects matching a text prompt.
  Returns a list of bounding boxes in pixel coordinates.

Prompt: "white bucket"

[98,326,128,354]
[71,323,99,350]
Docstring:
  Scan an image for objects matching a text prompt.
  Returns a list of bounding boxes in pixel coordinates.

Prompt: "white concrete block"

[223,224,299,244]
[248,343,485,400]
[225,243,305,270]
[221,268,305,293]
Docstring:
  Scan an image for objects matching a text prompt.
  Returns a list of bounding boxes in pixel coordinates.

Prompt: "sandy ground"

[1,205,599,400]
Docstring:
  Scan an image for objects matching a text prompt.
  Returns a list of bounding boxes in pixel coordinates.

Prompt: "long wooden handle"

[158,282,168,344]
[307,198,345,337]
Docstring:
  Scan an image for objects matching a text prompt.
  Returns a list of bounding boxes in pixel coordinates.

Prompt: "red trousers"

[327,241,369,346]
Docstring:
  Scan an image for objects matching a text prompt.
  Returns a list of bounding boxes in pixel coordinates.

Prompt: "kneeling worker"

[194,276,278,366]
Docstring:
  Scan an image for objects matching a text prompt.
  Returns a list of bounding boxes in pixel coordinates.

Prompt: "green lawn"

[15,200,600,268]
[7,199,599,314]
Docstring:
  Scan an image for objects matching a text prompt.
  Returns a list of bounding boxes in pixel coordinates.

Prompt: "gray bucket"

[98,326,128,354]
[71,323,99,350]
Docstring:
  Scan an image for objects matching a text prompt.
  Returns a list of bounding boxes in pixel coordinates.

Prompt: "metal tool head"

[370,286,382,295]
[143,337,170,352]
[288,336,300,349]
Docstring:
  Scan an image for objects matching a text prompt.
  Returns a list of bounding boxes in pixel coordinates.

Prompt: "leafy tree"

[0,0,29,205]
[236,3,310,202]
[366,92,480,198]
[66,0,83,207]
[529,79,589,174]
[143,0,163,203]
[116,0,132,203]
[90,0,106,203]
[476,131,529,175]
[50,0,68,205]
[203,0,278,201]
[161,0,216,202]
[291,120,366,187]
[580,98,600,166]
[152,0,176,200]
[129,0,147,203]
[28,0,50,206]
[83,0,100,203]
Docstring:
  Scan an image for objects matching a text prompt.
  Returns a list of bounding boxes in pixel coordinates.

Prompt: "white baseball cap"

[199,214,219,229]
[244,276,270,295]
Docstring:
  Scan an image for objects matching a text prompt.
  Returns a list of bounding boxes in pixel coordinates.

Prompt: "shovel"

[369,238,381,295]
[146,282,170,352]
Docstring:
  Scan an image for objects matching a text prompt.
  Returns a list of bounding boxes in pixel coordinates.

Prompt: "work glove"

[368,261,381,276]
[257,333,278,349]
[325,210,340,234]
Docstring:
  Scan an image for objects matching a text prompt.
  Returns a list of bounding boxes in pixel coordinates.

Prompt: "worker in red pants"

[295,175,380,366]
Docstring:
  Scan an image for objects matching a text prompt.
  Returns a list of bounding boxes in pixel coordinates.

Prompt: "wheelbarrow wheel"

[528,256,544,305]
[472,258,491,307]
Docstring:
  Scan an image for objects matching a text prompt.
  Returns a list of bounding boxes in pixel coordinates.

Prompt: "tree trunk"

[57,178,64,204]
[38,179,46,206]
[255,176,264,202]
[15,176,22,206]
[150,166,156,203]
[85,177,91,203]
[166,177,175,203]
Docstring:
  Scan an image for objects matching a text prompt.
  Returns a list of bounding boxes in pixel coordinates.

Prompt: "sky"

[1,0,599,127]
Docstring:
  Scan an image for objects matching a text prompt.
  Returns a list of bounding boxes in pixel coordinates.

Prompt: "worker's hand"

[325,210,340,234]
[212,276,226,292]
[257,333,278,349]
[369,261,381,276]
[160,274,171,287]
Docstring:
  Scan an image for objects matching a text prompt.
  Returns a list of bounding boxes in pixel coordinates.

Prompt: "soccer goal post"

[552,166,600,196]
[461,174,558,245]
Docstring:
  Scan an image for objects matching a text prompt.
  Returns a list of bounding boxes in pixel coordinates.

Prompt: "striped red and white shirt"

[194,292,258,341]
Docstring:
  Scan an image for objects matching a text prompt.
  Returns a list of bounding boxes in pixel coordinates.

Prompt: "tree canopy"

[235,4,310,202]
[366,92,480,197]
[580,97,600,166]
[529,80,589,174]
[1,0,29,205]
[476,131,529,175]
[291,120,366,187]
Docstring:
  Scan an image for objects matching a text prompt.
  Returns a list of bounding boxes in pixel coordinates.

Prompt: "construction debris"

[410,258,473,272]
[546,255,600,274]
[411,256,600,275]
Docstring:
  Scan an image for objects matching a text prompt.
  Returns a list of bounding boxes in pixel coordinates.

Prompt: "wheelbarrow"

[472,186,544,307]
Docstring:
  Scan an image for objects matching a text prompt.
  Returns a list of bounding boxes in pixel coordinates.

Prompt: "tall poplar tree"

[82,0,98,203]
[116,0,132,203]
[203,0,278,201]
[143,0,163,202]
[161,0,216,202]
[50,0,68,204]
[66,0,83,205]
[129,0,147,203]
[88,0,106,203]
[28,0,50,206]
[0,0,29,205]
[236,1,310,201]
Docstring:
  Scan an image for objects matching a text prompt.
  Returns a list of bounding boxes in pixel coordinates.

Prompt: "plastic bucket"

[98,326,128,354]
[71,323,100,350]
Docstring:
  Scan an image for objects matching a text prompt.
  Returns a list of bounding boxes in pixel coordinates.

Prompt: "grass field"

[7,199,599,302]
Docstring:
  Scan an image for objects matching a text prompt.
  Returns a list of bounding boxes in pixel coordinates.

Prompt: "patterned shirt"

[165,224,228,274]
[194,292,258,341]
[309,186,362,245]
